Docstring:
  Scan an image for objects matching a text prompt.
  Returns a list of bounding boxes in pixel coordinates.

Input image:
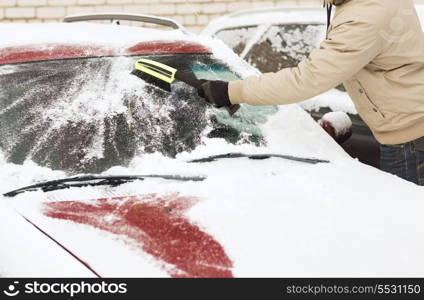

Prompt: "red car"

[0,13,277,277]
[2,13,424,278]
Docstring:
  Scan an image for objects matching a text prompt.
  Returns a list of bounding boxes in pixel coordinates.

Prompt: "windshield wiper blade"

[3,174,205,197]
[188,153,329,164]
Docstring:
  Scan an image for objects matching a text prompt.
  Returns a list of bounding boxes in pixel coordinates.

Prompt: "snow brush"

[131,58,240,116]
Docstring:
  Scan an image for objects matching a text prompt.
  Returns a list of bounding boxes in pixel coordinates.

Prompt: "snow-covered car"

[202,5,424,168]
[1,14,424,278]
[0,14,275,174]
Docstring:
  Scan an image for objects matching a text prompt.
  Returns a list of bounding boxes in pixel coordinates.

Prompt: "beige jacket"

[229,0,424,145]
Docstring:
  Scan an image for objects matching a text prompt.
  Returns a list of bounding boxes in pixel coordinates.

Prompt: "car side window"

[243,24,345,92]
[214,26,258,55]
[244,24,326,72]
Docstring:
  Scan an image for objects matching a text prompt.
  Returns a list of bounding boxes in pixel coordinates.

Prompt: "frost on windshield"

[0,54,276,173]
[215,26,258,55]
[245,24,326,72]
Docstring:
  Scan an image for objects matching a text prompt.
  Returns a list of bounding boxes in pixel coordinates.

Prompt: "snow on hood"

[1,104,424,277]
[2,109,424,277]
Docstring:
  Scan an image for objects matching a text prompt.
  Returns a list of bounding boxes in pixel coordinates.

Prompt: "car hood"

[2,105,424,277]
[3,151,424,277]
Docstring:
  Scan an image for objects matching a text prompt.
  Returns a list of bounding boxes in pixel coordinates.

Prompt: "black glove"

[197,80,232,108]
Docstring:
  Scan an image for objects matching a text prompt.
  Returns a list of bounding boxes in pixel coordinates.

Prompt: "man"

[199,0,424,186]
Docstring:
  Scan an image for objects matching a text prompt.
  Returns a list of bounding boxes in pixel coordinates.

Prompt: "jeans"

[380,140,424,186]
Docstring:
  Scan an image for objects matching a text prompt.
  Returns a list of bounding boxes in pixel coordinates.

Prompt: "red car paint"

[319,119,352,145]
[44,193,233,278]
[0,41,210,65]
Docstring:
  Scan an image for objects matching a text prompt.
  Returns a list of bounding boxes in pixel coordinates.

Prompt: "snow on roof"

[0,22,196,48]
[226,6,323,19]
[0,22,257,78]
[202,6,326,36]
[202,4,424,36]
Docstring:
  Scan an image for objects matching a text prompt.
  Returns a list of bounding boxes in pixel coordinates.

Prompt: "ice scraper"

[131,58,240,116]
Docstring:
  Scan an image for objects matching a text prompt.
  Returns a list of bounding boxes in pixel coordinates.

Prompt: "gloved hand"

[197,80,232,108]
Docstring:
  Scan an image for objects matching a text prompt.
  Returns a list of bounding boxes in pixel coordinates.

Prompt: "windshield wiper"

[3,174,206,197]
[188,153,329,164]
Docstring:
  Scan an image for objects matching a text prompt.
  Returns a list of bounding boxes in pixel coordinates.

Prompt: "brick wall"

[1,0,424,32]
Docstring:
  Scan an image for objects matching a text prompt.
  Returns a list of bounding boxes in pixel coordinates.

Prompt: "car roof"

[202,6,326,36]
[202,4,424,36]
[0,22,211,65]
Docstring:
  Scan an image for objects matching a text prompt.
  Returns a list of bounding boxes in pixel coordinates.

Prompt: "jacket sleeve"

[228,11,388,106]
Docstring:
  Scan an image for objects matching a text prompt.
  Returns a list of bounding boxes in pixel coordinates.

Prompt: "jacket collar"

[324,0,350,39]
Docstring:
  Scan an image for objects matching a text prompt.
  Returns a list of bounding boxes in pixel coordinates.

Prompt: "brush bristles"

[131,69,171,92]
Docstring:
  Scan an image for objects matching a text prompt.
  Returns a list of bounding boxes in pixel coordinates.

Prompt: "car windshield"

[0,53,277,173]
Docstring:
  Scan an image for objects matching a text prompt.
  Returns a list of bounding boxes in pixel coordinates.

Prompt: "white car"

[1,13,424,278]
